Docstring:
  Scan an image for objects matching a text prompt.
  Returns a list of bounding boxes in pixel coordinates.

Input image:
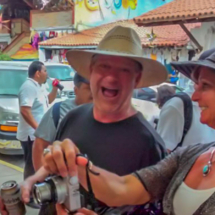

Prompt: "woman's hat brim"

[67,49,168,88]
[171,60,215,80]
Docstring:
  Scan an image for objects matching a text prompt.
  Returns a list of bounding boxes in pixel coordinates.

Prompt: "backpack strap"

[172,92,193,151]
[52,101,62,129]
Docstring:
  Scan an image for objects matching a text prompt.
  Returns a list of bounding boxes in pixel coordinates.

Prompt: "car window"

[133,87,156,102]
[46,65,75,81]
[0,69,27,95]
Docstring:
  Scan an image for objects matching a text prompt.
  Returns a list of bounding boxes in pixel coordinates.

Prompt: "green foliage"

[0,52,12,61]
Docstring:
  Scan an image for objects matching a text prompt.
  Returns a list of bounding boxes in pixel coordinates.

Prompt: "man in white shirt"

[17,61,58,179]
[156,81,215,151]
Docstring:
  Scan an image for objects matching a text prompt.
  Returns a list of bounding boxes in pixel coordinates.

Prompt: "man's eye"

[100,64,109,69]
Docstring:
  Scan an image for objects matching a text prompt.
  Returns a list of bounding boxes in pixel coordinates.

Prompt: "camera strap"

[76,154,100,211]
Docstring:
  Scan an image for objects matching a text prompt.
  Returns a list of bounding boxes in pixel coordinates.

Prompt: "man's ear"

[35,70,40,78]
[135,72,142,87]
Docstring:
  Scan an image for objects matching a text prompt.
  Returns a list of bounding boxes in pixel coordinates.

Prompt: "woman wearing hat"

[46,48,215,215]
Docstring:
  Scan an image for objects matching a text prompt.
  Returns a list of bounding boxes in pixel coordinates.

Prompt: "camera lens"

[33,182,52,204]
[33,176,67,205]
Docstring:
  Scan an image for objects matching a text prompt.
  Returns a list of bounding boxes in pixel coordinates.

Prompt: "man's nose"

[106,67,119,78]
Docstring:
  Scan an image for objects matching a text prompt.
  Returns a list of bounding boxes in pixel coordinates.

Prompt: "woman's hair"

[191,66,215,83]
[156,85,176,108]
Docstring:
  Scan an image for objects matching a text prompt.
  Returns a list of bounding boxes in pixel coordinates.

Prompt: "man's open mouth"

[102,87,119,98]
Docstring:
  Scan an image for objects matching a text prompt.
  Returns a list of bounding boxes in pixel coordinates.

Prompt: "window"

[133,87,156,102]
[46,65,75,81]
[0,69,27,95]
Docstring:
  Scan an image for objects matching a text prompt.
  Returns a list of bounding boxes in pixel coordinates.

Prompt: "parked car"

[0,62,75,155]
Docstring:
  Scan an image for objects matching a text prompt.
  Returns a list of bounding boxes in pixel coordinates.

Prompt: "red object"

[77,156,88,167]
[52,79,60,87]
[49,31,56,38]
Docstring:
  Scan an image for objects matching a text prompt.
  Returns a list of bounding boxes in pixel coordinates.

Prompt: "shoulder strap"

[172,92,193,151]
[52,101,62,129]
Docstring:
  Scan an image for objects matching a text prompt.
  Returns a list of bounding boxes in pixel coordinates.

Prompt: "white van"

[0,61,75,155]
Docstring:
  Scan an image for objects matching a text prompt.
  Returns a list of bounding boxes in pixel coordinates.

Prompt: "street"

[0,154,39,215]
[0,153,24,169]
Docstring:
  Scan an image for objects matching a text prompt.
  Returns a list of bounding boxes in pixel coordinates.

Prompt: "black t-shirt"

[55,104,166,214]
[56,104,166,176]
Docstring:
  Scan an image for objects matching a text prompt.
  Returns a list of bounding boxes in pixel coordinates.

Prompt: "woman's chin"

[200,117,215,128]
[200,116,208,125]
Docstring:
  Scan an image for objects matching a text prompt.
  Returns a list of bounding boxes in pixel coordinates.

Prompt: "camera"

[33,175,82,213]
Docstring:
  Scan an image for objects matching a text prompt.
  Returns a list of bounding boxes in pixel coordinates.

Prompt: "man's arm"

[33,106,58,170]
[48,87,58,104]
[33,138,50,171]
[19,85,38,129]
[21,167,49,203]
[20,106,38,129]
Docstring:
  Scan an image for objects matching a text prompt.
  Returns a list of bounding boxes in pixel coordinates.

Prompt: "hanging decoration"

[146,28,157,43]
[29,30,58,50]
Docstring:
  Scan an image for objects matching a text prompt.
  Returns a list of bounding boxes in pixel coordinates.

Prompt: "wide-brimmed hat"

[171,48,215,81]
[66,26,167,88]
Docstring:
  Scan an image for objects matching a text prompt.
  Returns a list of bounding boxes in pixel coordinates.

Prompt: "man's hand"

[0,198,8,215]
[0,177,35,215]
[43,139,80,177]
[56,204,97,215]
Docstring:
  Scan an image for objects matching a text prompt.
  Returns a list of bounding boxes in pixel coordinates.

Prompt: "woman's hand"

[43,139,80,177]
[56,204,98,215]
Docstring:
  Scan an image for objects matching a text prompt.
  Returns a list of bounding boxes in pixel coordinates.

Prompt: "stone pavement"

[0,163,39,215]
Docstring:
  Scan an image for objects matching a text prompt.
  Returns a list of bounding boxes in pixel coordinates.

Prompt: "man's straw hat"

[67,26,167,88]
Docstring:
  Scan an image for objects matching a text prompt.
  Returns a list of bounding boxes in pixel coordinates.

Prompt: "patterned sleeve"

[133,147,186,201]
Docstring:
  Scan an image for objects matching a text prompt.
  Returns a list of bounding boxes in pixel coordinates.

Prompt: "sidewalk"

[0,163,39,215]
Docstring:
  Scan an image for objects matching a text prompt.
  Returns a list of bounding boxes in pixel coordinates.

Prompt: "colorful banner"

[75,0,173,30]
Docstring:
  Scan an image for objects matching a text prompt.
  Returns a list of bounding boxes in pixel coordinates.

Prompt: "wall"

[11,19,30,38]
[39,48,46,62]
[30,10,73,31]
[190,21,215,59]
[74,0,173,31]
[39,45,189,66]
[142,47,188,64]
